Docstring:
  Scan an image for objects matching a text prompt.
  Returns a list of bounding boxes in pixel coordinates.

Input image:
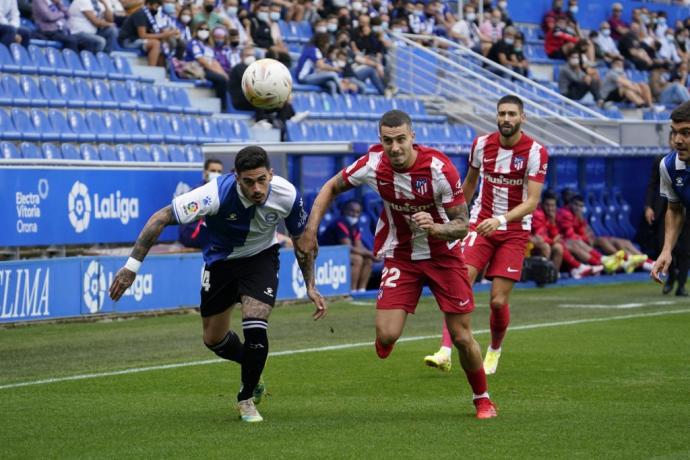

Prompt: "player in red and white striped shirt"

[425,95,548,376]
[297,110,497,419]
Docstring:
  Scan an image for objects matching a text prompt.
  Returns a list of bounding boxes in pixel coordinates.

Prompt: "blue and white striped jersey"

[659,152,690,210]
[172,174,307,265]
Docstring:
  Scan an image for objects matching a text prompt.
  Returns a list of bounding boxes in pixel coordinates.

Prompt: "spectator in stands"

[221,0,251,48]
[512,35,529,77]
[174,5,193,45]
[486,25,520,77]
[118,0,180,67]
[319,200,378,292]
[593,21,623,64]
[544,15,578,60]
[650,64,690,106]
[249,1,289,66]
[602,57,653,108]
[178,158,224,249]
[326,44,362,93]
[564,0,582,38]
[266,2,291,66]
[674,27,690,63]
[448,3,483,52]
[532,191,600,278]
[559,50,602,105]
[67,0,118,53]
[495,0,513,27]
[226,28,243,68]
[336,29,384,95]
[295,32,341,94]
[542,0,567,34]
[653,11,669,39]
[186,20,231,111]
[108,0,127,27]
[608,2,629,40]
[657,28,682,65]
[352,18,386,94]
[32,0,80,51]
[211,25,232,73]
[618,22,655,71]
[478,8,503,55]
[194,0,225,29]
[0,0,30,46]
[156,0,187,58]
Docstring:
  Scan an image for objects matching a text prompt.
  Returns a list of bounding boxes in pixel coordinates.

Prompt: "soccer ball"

[241,58,293,110]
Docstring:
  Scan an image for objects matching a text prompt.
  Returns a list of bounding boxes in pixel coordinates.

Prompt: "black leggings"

[205,69,229,111]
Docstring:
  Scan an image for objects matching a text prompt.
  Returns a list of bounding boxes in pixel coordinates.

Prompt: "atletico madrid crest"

[513,156,525,170]
[414,178,428,195]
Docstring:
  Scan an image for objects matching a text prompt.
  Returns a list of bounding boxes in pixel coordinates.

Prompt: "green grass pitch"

[1,282,689,459]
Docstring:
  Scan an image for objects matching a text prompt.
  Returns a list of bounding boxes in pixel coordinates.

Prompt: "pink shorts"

[376,252,475,314]
[462,229,529,281]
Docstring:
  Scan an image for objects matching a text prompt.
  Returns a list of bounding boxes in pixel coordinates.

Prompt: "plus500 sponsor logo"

[68,181,140,233]
[291,259,348,298]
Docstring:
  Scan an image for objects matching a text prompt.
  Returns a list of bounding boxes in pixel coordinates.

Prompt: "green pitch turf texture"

[1,282,689,459]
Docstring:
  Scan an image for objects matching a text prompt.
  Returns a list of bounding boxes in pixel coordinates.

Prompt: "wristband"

[125,257,142,274]
[497,215,507,226]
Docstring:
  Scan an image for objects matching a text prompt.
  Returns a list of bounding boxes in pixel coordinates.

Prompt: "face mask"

[180,14,191,23]
[315,26,327,33]
[257,11,269,22]
[415,10,423,17]
[352,2,362,11]
[204,4,214,13]
[230,40,239,47]
[327,23,337,32]
[658,17,666,25]
[666,35,674,42]
[207,172,221,182]
[490,17,499,25]
[569,6,578,14]
[339,40,349,47]
[243,56,255,65]
[514,47,522,52]
[381,21,388,30]
[270,11,280,21]
[569,57,579,66]
[198,30,209,40]
[601,28,610,36]
[163,3,175,15]
[337,59,347,67]
[345,216,359,226]
[504,37,514,45]
[499,1,507,9]
[465,12,476,21]
[226,6,237,16]
[372,25,382,33]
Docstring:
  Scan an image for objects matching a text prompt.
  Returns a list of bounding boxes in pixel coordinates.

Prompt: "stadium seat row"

[0,43,150,82]
[0,141,202,163]
[0,108,250,144]
[0,74,208,115]
[291,92,446,122]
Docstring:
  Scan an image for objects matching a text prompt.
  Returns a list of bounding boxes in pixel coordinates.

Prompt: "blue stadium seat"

[61,49,90,77]
[150,144,169,162]
[172,87,202,114]
[65,110,96,142]
[132,144,154,162]
[168,115,197,143]
[139,84,162,111]
[137,112,164,143]
[194,117,225,143]
[26,45,54,76]
[286,121,309,141]
[156,86,184,113]
[89,80,118,109]
[118,111,148,143]
[55,77,87,108]
[0,43,20,73]
[234,120,250,140]
[167,144,186,162]
[61,143,81,160]
[184,144,202,162]
[38,77,66,107]
[46,110,77,142]
[115,144,134,162]
[79,50,106,79]
[85,111,115,142]
[0,140,19,158]
[97,144,117,161]
[19,76,48,106]
[1,75,33,107]
[216,119,249,141]
[153,114,180,143]
[9,43,38,74]
[41,142,61,159]
[43,47,72,76]
[30,108,60,141]
[20,142,42,159]
[112,55,135,79]
[97,52,130,80]
[10,109,40,141]
[109,81,138,110]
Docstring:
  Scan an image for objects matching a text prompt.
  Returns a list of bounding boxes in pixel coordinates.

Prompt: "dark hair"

[235,146,270,173]
[379,110,412,132]
[542,190,557,202]
[204,158,223,170]
[497,94,524,112]
[147,0,163,5]
[671,101,690,124]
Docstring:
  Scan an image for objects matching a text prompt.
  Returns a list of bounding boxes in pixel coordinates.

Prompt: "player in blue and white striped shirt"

[109,146,325,423]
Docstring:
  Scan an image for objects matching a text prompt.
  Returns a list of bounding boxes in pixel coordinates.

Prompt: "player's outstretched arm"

[109,205,176,301]
[652,201,685,283]
[292,234,327,320]
[412,204,469,241]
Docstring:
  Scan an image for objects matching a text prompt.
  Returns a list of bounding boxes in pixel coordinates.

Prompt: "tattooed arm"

[108,205,176,301]
[411,203,469,241]
[292,233,327,320]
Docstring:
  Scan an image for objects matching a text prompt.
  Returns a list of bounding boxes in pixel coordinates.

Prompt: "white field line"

[559,300,676,309]
[1,308,689,391]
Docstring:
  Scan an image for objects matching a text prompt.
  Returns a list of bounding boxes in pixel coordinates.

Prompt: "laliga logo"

[83,260,106,313]
[291,258,348,298]
[68,181,92,233]
[68,181,140,232]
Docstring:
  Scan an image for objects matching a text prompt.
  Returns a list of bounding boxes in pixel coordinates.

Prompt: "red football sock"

[490,304,510,350]
[587,249,601,265]
[441,321,453,348]
[562,247,580,269]
[375,339,394,359]
[465,366,488,396]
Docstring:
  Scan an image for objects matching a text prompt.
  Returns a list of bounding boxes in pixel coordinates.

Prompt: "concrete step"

[131,64,167,83]
[192,96,222,114]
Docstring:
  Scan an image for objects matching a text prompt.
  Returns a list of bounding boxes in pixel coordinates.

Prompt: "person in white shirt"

[0,0,30,46]
[67,0,118,53]
[594,21,622,64]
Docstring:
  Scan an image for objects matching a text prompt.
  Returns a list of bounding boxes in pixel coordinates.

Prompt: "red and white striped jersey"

[469,131,549,232]
[342,144,466,261]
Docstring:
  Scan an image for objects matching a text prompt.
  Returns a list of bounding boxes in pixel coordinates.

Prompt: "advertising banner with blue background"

[0,246,350,323]
[1,167,200,246]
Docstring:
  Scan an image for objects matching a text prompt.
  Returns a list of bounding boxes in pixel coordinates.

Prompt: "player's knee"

[490,297,508,310]
[202,329,225,346]
[375,326,400,346]
[449,327,473,350]
[351,254,363,268]
[552,243,563,255]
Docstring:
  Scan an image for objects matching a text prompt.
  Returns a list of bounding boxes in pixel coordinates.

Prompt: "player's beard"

[498,121,520,137]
